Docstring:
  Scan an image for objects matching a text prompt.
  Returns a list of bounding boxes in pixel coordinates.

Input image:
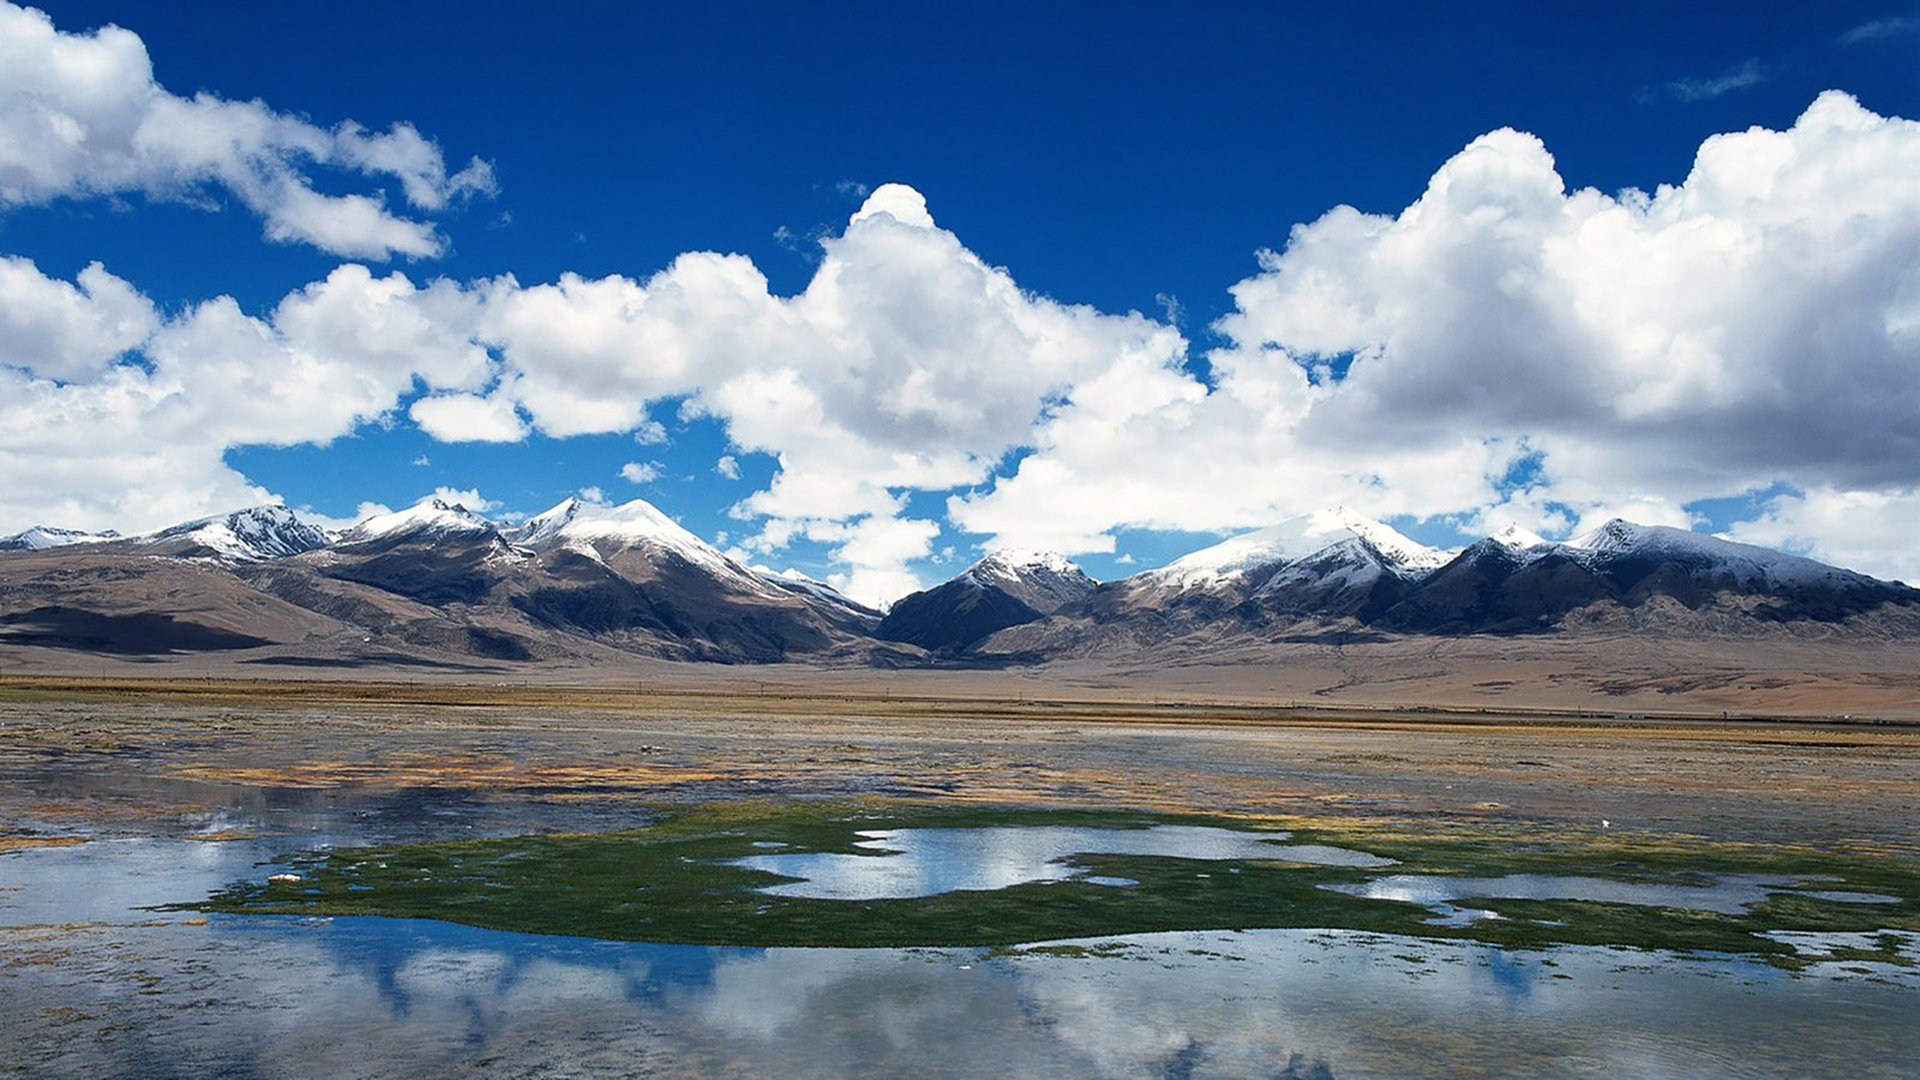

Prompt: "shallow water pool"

[729,823,1396,899]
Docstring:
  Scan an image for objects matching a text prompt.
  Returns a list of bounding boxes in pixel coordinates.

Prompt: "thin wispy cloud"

[1839,14,1920,44]
[1638,58,1765,104]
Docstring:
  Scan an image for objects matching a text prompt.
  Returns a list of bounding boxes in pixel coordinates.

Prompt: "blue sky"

[3,1,1919,600]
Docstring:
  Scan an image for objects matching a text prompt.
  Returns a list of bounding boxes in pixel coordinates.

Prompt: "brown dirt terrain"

[2,675,1916,857]
[5,624,1918,720]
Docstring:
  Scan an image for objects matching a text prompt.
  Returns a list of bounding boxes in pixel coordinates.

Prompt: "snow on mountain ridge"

[1564,519,1869,588]
[1489,523,1549,550]
[1144,507,1447,590]
[138,505,332,561]
[752,565,880,616]
[514,496,739,575]
[506,497,586,547]
[965,549,1092,591]
[0,525,119,550]
[973,549,1082,576]
[341,499,496,543]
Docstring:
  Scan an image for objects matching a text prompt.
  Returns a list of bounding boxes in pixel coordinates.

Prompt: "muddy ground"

[3,678,1917,857]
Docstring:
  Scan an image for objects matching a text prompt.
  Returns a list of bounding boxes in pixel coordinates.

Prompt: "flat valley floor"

[2,678,1917,1077]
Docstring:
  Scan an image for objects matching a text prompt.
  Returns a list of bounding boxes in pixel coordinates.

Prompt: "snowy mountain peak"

[342,499,496,543]
[0,524,119,551]
[138,505,332,561]
[945,548,1097,615]
[969,549,1087,581]
[515,496,729,570]
[1569,518,1654,553]
[507,497,586,547]
[1569,519,1760,562]
[1489,523,1549,550]
[1147,507,1446,590]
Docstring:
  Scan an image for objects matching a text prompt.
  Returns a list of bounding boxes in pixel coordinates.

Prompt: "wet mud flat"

[3,678,1917,849]
[2,681,1918,1077]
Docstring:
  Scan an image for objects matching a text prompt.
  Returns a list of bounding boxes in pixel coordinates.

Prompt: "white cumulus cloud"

[454,182,1182,603]
[1727,487,1920,585]
[0,256,157,381]
[0,260,493,534]
[0,1,492,258]
[955,91,1920,583]
[410,388,528,442]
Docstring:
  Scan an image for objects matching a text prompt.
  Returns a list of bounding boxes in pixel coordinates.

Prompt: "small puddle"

[728,824,1395,900]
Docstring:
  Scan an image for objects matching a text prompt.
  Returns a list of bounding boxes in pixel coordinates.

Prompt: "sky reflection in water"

[1324,872,1901,919]
[3,901,1916,1078]
[729,824,1395,900]
[3,836,1917,1077]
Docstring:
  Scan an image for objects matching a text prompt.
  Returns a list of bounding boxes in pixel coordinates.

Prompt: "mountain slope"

[495,497,886,661]
[0,525,120,552]
[877,550,1097,653]
[982,510,1448,657]
[755,567,883,633]
[304,499,521,607]
[0,549,347,656]
[119,506,332,562]
[1381,520,1920,634]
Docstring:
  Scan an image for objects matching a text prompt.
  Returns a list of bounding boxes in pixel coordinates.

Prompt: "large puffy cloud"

[1727,488,1920,585]
[0,2,492,258]
[0,256,157,381]
[0,260,492,534]
[1271,91,1920,492]
[955,91,1920,582]
[470,188,1180,481]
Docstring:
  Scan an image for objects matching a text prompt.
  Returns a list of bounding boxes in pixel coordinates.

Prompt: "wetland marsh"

[2,679,1918,1077]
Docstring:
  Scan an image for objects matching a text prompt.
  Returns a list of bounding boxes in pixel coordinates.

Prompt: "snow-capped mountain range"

[2,499,1917,664]
[1139,506,1450,592]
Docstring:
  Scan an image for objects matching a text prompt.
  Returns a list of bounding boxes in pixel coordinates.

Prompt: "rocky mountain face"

[3,500,1917,669]
[876,551,1097,653]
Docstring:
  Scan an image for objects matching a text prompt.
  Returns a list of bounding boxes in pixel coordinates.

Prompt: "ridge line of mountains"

[3,499,1917,669]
